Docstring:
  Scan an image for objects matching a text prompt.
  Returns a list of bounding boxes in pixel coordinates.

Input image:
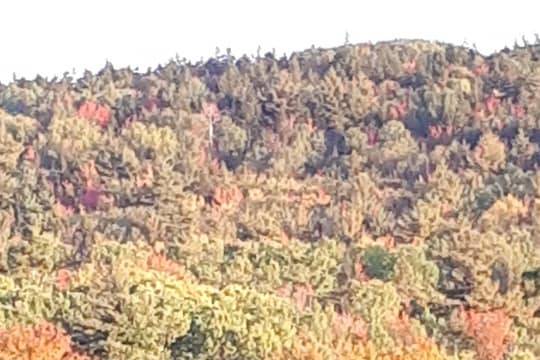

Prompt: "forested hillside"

[0,39,539,359]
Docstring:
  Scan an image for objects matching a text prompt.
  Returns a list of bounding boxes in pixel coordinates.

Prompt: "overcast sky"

[0,0,538,83]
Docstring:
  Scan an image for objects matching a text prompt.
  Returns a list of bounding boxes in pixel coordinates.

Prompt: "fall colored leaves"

[0,322,89,360]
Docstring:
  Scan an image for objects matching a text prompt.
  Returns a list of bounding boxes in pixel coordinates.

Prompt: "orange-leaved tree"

[77,101,111,128]
[0,322,90,360]
[461,308,513,360]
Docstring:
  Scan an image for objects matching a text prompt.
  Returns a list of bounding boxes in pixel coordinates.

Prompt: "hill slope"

[0,40,539,359]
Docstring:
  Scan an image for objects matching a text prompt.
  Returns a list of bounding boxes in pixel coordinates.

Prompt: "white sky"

[0,0,538,83]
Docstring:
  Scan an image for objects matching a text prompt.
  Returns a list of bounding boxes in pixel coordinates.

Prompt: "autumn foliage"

[461,308,513,360]
[77,101,111,128]
[0,322,89,360]
[1,39,540,359]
